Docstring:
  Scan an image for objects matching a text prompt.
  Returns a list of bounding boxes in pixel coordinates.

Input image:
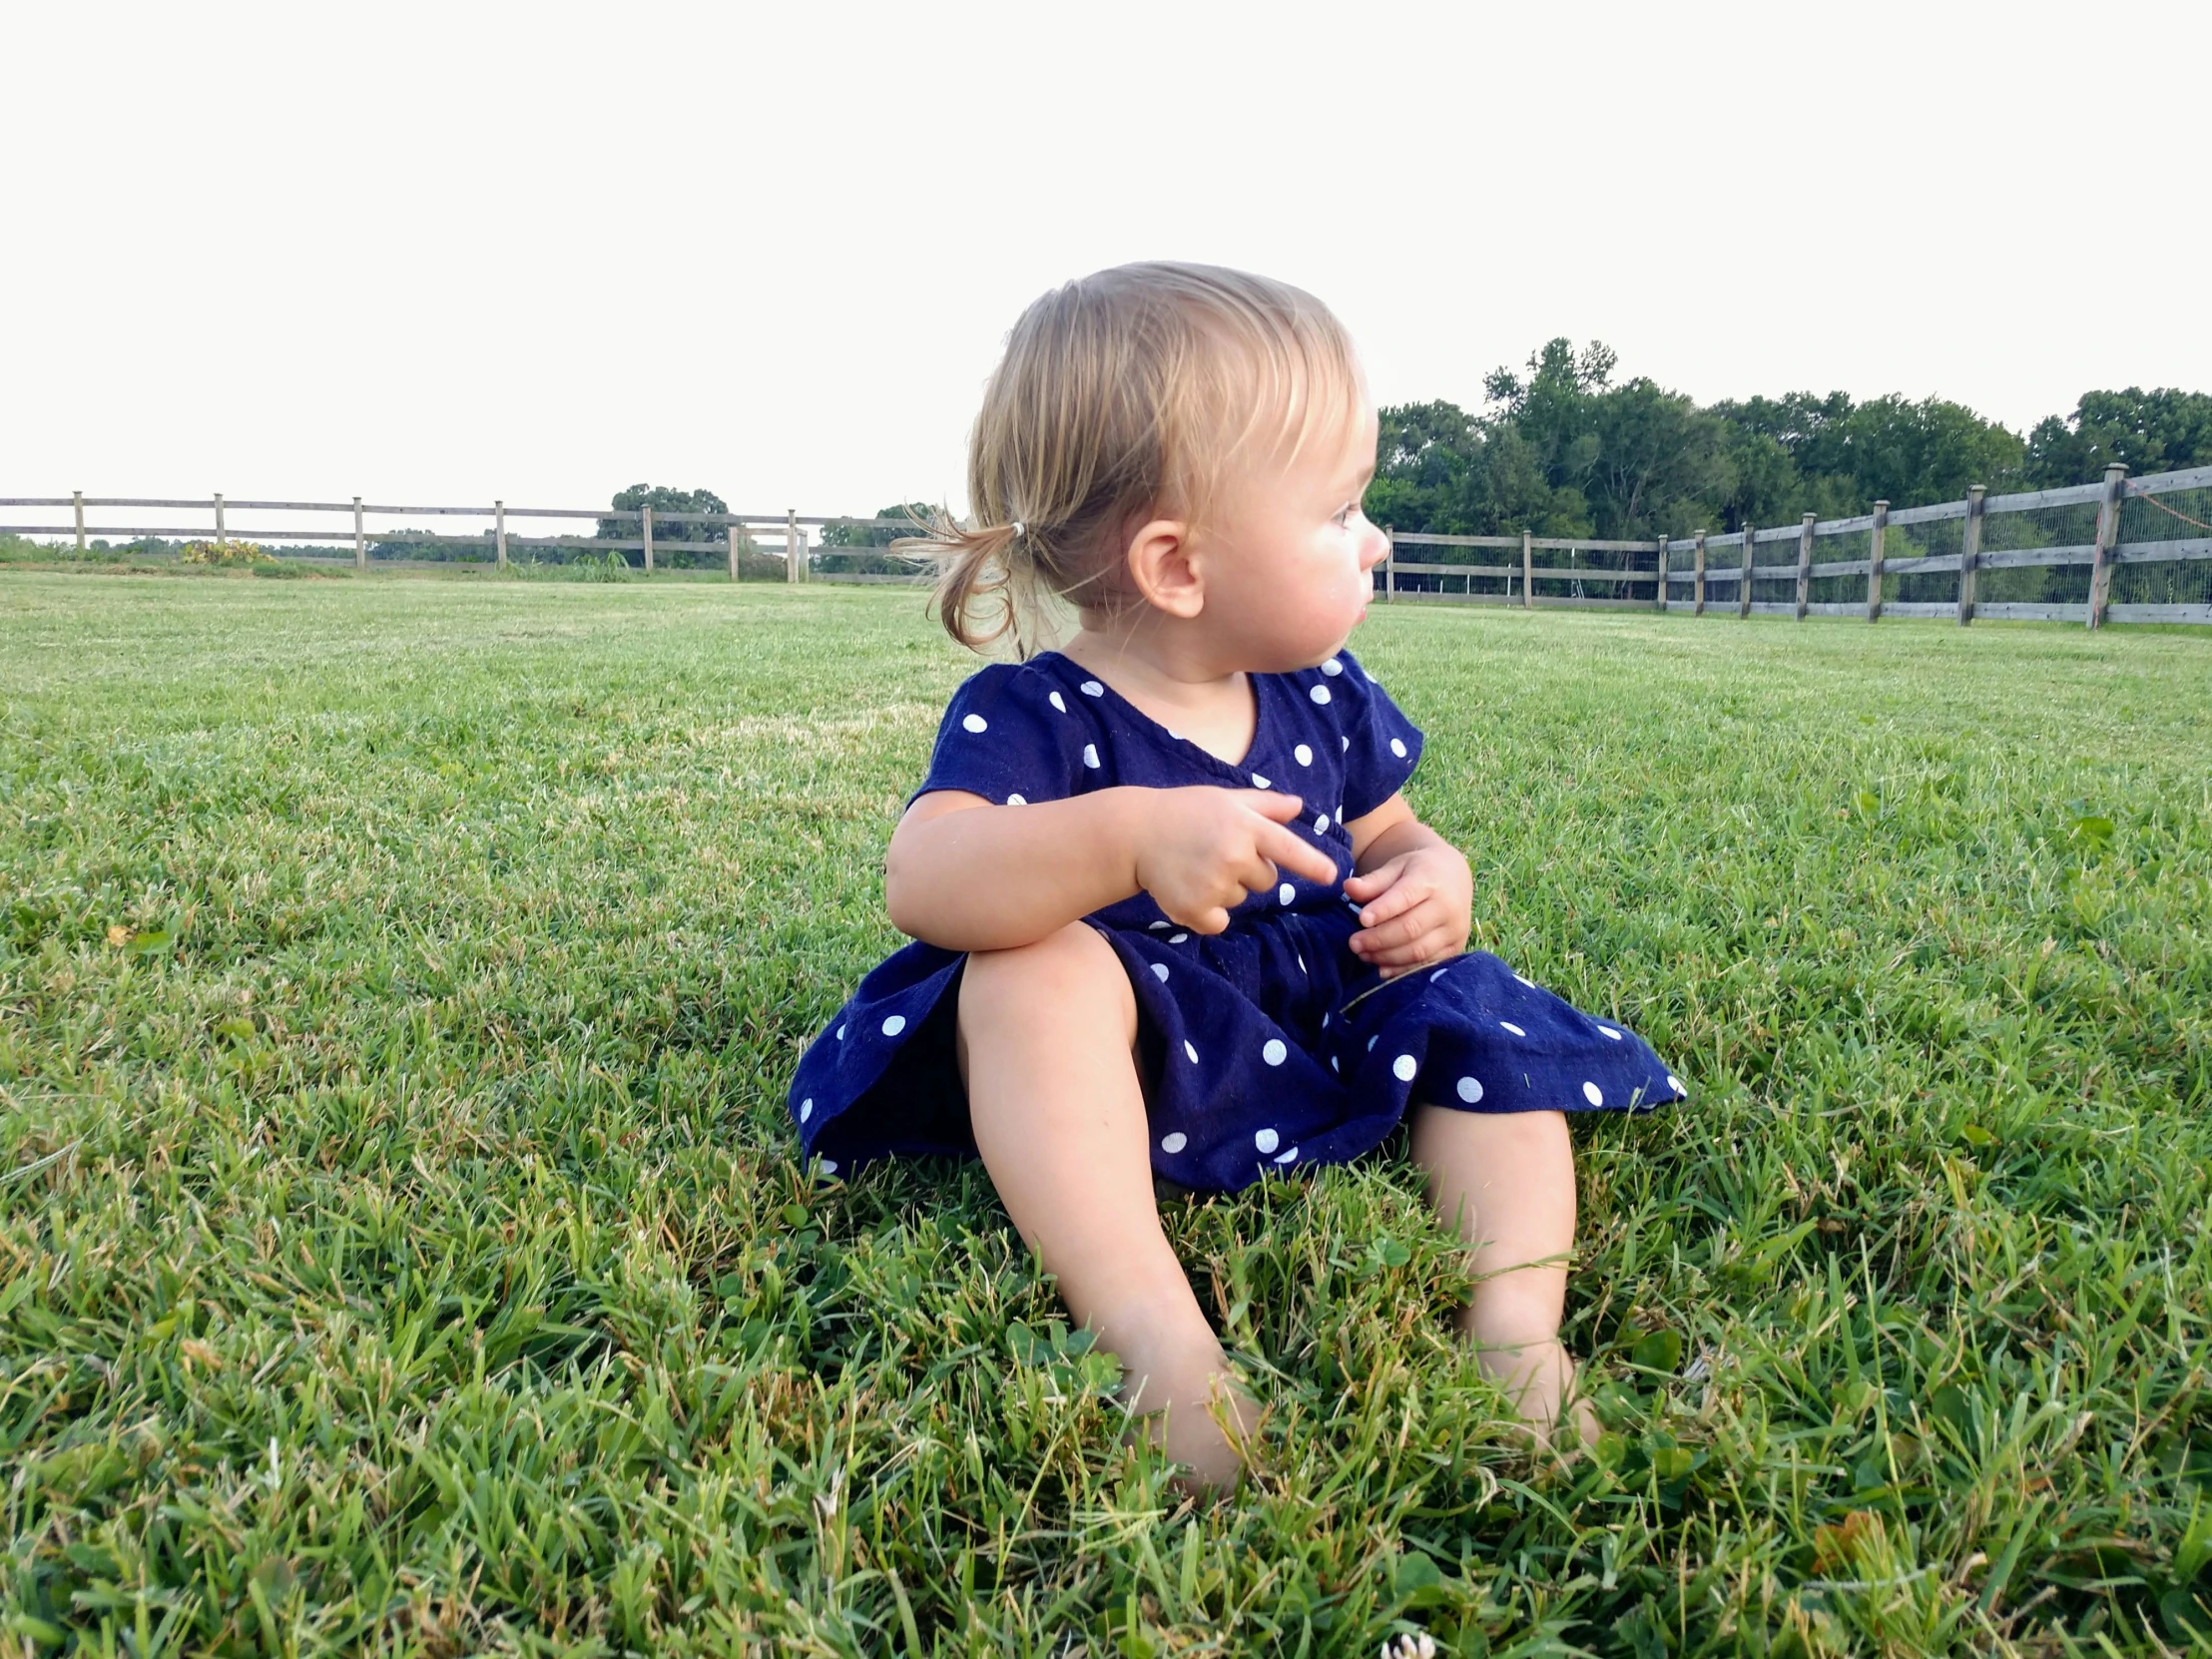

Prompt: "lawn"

[2,573,2208,1657]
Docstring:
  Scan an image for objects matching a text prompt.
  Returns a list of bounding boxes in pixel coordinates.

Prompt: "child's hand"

[1344,842,1472,977]
[1134,788,1342,935]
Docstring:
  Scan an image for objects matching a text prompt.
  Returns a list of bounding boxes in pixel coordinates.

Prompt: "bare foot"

[1116,1338,1259,1490]
[1461,1325,1599,1452]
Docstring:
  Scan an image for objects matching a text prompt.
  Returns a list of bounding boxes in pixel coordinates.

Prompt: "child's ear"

[1124,517,1203,619]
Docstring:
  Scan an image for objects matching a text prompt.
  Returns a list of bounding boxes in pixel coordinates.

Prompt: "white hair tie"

[1010,520,1026,539]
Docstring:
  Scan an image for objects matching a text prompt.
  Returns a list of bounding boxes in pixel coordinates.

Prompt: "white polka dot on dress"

[799,1098,814,1122]
[1582,1081,1604,1105]
[1322,658,1344,676]
[1080,680,1104,698]
[1252,773,1271,789]
[1310,685,1332,705]
[1160,1131,1187,1154]
[1367,1035,1378,1051]
[1149,919,1170,929]
[1254,1127,1280,1154]
[1150,962,1170,982]
[835,1023,846,1040]
[1500,1020,1525,1036]
[1667,1073,1685,1093]
[1082,744,1100,769]
[1294,743,1313,766]
[1512,973,1534,987]
[1389,738,1407,758]
[1315,813,1330,832]
[1457,1076,1483,1103]
[1341,735,1350,752]
[1598,1025,1621,1039]
[1006,794,1026,806]
[1274,1146,1298,1163]
[1278,882,1295,905]
[1430,965,1447,980]
[882,1014,907,1037]
[1169,931,1188,944]
[1391,1054,1417,1082]
[818,1159,837,1175]
[1263,1038,1287,1066]
[1184,1039,1199,1064]
[962,713,988,734]
[1049,690,1067,713]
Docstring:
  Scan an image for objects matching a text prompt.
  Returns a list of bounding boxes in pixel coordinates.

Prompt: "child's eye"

[1334,503,1360,528]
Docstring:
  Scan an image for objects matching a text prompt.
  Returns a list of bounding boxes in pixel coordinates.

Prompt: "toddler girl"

[788,263,1683,1488]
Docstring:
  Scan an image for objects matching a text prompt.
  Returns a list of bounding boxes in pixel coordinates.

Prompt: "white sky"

[5,0,2206,539]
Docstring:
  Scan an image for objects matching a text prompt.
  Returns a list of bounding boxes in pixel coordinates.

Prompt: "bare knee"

[957,921,1137,1077]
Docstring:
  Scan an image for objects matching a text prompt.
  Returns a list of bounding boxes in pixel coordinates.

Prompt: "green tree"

[2025,388,2212,485]
[820,503,935,548]
[598,485,730,567]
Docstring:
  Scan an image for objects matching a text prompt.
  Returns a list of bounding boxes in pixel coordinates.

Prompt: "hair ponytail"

[899,513,1032,654]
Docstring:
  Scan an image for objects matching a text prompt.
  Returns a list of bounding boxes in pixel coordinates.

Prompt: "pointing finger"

[1243,790,1305,823]
[1259,824,1340,886]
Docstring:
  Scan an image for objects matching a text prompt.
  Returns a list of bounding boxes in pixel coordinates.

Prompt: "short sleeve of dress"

[1331,651,1425,823]
[908,663,1089,809]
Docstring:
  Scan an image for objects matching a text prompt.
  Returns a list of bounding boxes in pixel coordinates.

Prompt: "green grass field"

[2,574,2208,1657]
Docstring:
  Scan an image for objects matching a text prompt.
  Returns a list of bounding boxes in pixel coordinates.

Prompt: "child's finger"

[1366,928,1451,973]
[1243,790,1306,823]
[1356,878,1426,929]
[1232,846,1281,895]
[1258,823,1340,885]
[1353,901,1439,955]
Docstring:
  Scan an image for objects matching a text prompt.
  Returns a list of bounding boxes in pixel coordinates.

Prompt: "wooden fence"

[0,495,917,582]
[1378,461,2212,628]
[10,460,2212,625]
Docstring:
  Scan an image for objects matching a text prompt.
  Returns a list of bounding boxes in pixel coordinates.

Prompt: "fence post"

[1868,500,1887,621]
[1521,528,1533,610]
[1956,484,1984,625]
[495,499,508,569]
[728,524,741,581]
[73,490,85,554]
[642,505,654,574]
[1383,525,1394,602]
[786,509,801,583]
[353,496,366,570]
[214,492,226,546]
[2087,462,2126,630]
[1738,522,1755,619]
[1694,531,1707,615]
[1795,513,1816,620]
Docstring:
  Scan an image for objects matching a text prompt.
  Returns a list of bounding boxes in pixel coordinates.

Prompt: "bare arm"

[885,786,1341,954]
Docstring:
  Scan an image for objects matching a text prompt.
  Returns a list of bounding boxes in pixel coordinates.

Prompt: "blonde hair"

[900,261,1363,656]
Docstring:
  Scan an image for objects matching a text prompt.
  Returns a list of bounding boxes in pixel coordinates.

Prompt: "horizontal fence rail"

[1373,462,2212,628]
[8,463,2212,623]
[0,493,941,583]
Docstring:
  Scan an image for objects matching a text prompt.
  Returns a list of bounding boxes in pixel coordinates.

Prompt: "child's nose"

[1358,525,1390,572]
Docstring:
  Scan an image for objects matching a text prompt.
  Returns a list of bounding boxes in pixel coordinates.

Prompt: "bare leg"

[959,921,1257,1488]
[1407,1105,1598,1448]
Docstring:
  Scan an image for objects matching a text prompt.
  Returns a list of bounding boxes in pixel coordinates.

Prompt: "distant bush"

[180,539,274,567]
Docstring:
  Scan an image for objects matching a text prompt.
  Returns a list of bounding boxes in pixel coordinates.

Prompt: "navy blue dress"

[788,649,1683,1190]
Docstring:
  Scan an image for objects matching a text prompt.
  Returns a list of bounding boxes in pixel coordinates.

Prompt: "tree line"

[1362,339,2212,541]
